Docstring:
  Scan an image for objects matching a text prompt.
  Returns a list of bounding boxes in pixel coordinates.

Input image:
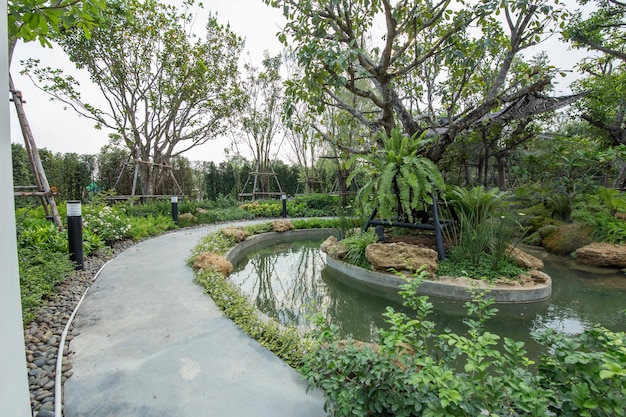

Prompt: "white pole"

[1,4,32,416]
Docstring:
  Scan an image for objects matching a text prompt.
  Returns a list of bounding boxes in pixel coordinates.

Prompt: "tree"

[565,0,626,146]
[233,52,285,194]
[8,0,103,62]
[565,0,626,61]
[27,0,245,196]
[266,0,573,162]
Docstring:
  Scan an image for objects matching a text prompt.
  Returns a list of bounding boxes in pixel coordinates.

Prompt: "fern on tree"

[348,129,444,223]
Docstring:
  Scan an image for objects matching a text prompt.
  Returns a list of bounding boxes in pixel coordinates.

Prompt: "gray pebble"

[23,240,133,413]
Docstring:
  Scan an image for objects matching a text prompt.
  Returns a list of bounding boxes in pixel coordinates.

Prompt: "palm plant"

[348,129,444,223]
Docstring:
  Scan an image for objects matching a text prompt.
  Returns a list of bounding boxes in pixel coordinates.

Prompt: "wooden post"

[9,75,63,230]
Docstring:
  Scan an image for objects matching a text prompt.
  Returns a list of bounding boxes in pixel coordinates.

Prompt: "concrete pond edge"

[225,228,552,304]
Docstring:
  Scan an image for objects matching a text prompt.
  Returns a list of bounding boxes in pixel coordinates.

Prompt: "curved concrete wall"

[226,228,552,305]
[326,256,552,304]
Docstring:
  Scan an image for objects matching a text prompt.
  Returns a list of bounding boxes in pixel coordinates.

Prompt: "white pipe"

[54,259,112,417]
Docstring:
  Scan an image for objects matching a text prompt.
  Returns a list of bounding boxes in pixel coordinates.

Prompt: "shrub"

[127,215,176,241]
[348,129,444,223]
[82,205,131,243]
[302,274,626,417]
[444,186,521,277]
[292,218,357,230]
[17,218,67,253]
[239,201,282,217]
[572,188,626,244]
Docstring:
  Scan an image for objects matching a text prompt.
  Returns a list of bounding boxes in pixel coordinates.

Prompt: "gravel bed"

[23,240,135,417]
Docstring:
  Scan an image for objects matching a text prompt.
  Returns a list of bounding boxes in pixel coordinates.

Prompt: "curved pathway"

[64,224,326,417]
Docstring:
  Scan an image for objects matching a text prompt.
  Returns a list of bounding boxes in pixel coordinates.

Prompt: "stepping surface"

[64,225,326,417]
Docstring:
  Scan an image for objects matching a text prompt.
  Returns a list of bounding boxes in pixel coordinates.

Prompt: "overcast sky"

[9,0,286,162]
[9,0,592,163]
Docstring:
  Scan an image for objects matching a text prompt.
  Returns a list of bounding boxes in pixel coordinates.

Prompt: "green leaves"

[29,0,245,195]
[349,129,444,223]
[8,0,104,48]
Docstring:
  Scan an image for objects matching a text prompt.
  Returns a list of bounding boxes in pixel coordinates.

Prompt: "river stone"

[320,236,348,260]
[179,212,197,223]
[272,219,294,232]
[366,242,438,275]
[221,226,249,242]
[320,236,337,253]
[574,242,626,268]
[192,252,233,276]
[507,245,544,270]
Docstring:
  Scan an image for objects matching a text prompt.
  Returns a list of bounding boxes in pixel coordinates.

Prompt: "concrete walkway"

[64,225,327,417]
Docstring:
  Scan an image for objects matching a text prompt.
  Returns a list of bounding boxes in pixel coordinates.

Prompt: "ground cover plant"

[188,219,346,366]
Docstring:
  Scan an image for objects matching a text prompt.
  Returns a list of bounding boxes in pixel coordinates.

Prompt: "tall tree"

[27,0,245,195]
[266,0,572,162]
[565,0,626,146]
[233,52,285,194]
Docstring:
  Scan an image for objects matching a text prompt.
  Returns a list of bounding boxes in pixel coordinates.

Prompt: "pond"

[230,239,626,356]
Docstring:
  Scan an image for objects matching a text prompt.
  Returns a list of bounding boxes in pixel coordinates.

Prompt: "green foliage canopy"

[26,0,245,196]
[266,0,569,162]
[348,129,444,223]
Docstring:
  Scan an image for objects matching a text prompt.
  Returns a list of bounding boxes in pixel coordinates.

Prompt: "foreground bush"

[302,274,626,417]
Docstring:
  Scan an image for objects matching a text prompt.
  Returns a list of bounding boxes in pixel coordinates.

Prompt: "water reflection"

[231,240,626,351]
[232,241,329,327]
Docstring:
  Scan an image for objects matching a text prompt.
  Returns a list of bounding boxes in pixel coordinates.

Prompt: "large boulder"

[221,226,249,242]
[365,242,438,275]
[574,243,626,268]
[541,223,594,255]
[320,236,348,260]
[507,245,544,270]
[272,220,294,232]
[192,252,233,276]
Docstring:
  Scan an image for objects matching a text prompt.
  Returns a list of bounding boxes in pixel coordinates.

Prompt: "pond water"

[230,239,626,356]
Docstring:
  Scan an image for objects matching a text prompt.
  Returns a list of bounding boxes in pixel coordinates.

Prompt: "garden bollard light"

[281,194,287,218]
[171,196,179,224]
[66,201,84,270]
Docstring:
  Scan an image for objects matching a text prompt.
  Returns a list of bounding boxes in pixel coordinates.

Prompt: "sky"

[9,0,286,163]
[9,0,593,163]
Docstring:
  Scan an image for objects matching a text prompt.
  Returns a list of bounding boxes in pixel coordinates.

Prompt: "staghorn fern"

[348,128,444,223]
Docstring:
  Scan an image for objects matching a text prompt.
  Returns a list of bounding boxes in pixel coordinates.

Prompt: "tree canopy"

[266,0,571,162]
[7,0,103,62]
[27,0,245,195]
[565,0,626,146]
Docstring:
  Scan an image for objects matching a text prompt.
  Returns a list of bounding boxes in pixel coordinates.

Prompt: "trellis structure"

[107,159,185,202]
[238,161,283,201]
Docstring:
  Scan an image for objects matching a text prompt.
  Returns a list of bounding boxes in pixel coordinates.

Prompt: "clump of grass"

[341,230,379,269]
